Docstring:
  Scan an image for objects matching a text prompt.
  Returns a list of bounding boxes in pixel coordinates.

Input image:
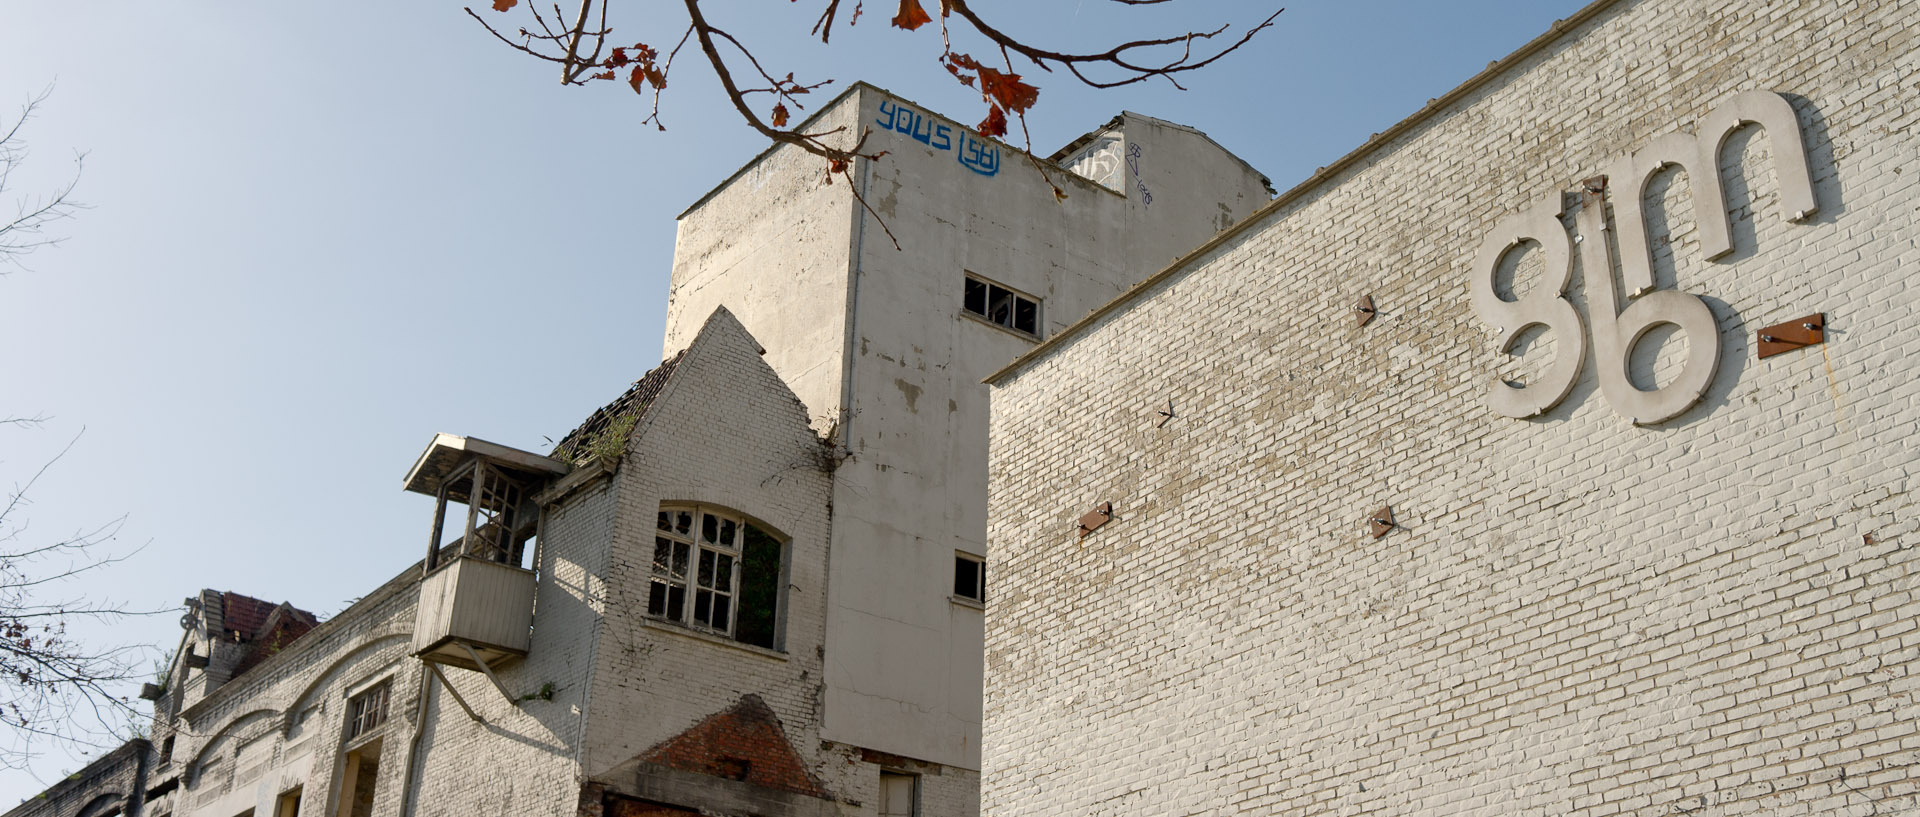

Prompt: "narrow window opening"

[334,738,381,817]
[879,772,919,817]
[1013,297,1038,335]
[735,525,782,649]
[963,277,987,315]
[275,787,303,817]
[344,682,390,745]
[954,553,985,603]
[988,284,1014,325]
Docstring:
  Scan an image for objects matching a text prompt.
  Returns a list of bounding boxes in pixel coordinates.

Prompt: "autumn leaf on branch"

[891,0,932,31]
[977,105,1008,138]
[465,0,1279,239]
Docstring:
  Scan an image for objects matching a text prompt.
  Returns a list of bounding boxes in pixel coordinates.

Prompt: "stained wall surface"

[985,0,1920,815]
[664,84,1272,777]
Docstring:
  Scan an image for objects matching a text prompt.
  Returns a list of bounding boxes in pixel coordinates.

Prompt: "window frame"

[961,273,1043,339]
[952,552,986,606]
[649,504,788,650]
[342,679,391,748]
[878,770,921,817]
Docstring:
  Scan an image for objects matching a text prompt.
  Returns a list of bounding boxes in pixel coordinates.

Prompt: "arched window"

[651,505,786,650]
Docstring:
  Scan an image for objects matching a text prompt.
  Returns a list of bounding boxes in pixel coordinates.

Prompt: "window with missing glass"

[651,505,786,650]
[963,275,1040,337]
[344,681,390,744]
[953,553,985,604]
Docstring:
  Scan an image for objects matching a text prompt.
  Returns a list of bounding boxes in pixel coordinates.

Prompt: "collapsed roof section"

[551,349,686,466]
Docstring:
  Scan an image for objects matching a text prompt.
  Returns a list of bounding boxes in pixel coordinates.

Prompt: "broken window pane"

[735,525,782,649]
[648,582,669,617]
[954,554,985,602]
[345,681,390,743]
[964,277,988,315]
[962,275,1041,338]
[429,461,539,569]
[1013,297,1038,335]
[650,536,691,621]
[988,285,1014,326]
[694,588,714,626]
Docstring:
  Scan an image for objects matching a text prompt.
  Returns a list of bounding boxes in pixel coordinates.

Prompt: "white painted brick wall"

[582,308,835,779]
[985,1,1920,815]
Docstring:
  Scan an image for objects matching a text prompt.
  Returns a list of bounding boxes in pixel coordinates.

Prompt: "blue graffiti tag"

[877,99,956,151]
[957,132,1001,177]
[876,99,995,177]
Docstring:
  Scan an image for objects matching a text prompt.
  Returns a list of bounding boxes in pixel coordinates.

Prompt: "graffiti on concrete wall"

[1063,135,1124,192]
[1125,143,1153,205]
[876,99,1001,178]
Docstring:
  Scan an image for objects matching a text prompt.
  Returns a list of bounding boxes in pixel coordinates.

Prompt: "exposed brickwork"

[985,1,1920,816]
[640,694,828,798]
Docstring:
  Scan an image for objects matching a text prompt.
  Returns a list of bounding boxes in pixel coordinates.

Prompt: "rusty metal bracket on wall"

[1077,502,1113,538]
[1757,313,1825,359]
[1354,295,1377,327]
[1369,506,1396,539]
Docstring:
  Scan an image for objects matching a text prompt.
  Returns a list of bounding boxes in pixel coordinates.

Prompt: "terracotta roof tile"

[215,591,320,679]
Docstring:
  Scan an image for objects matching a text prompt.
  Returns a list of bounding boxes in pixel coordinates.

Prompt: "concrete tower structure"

[662,82,1271,783]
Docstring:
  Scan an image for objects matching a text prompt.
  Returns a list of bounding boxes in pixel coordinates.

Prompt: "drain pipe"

[397,665,435,816]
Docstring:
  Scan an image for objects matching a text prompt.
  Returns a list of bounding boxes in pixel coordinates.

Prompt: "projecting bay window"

[962,274,1041,337]
[650,506,785,651]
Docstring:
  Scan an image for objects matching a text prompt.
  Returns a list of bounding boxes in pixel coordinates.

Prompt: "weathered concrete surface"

[663,83,1271,780]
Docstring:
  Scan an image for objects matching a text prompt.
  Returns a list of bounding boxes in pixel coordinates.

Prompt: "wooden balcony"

[411,556,535,670]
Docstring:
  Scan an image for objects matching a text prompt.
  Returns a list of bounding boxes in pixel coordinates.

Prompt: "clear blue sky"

[0,0,1589,796]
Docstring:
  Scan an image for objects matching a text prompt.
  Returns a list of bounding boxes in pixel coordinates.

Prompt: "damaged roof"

[552,350,686,464]
[216,591,321,678]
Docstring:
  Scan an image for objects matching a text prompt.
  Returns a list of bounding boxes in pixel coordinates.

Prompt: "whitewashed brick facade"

[35,80,1274,817]
[984,1,1920,816]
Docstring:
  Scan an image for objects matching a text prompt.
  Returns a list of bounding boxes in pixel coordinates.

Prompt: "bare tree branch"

[466,0,1275,246]
[0,88,87,273]
[0,420,157,767]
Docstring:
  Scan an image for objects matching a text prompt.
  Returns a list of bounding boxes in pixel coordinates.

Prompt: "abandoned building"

[6,82,1269,817]
[983,0,1920,815]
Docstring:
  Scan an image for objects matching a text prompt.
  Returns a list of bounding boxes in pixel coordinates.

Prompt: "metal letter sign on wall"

[1470,91,1819,424]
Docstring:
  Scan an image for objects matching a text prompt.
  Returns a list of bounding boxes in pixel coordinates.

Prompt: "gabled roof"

[213,591,321,679]
[218,592,318,642]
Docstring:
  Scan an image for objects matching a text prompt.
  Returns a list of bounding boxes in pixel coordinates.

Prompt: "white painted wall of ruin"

[578,309,834,780]
[985,1,1920,815]
[662,83,1268,787]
